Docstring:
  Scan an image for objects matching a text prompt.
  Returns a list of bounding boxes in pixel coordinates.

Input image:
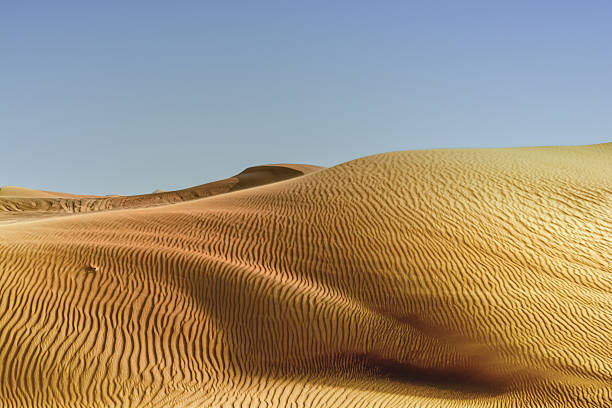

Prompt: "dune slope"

[0,163,321,224]
[0,144,610,407]
[0,186,102,199]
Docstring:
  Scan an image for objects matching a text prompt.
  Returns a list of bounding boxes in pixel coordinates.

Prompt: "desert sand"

[0,164,320,225]
[0,144,610,407]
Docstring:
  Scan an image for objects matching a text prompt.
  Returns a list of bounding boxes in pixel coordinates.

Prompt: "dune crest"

[0,185,100,199]
[0,144,610,407]
[0,163,322,224]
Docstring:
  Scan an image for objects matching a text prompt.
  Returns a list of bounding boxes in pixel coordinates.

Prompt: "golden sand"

[0,146,610,407]
[0,164,320,225]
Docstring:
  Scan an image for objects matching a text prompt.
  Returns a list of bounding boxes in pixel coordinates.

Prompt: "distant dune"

[0,145,610,407]
[0,185,101,199]
[0,163,321,224]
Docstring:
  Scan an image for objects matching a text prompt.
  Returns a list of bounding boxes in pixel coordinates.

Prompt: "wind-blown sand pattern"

[0,144,610,407]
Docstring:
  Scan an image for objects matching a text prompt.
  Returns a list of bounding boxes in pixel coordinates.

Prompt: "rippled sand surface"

[0,145,610,407]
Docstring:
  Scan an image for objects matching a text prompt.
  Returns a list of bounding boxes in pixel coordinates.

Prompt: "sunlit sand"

[0,144,610,407]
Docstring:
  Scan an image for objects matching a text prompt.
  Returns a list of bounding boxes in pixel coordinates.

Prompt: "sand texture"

[0,145,610,407]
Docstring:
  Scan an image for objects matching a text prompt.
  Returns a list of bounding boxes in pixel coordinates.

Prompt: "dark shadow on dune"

[247,351,516,401]
[230,165,309,191]
[349,352,510,394]
[156,255,521,401]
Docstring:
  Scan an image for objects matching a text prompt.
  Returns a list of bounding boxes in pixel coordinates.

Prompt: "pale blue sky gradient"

[1,1,610,195]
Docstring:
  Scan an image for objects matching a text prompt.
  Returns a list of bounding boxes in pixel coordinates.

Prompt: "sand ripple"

[0,145,610,407]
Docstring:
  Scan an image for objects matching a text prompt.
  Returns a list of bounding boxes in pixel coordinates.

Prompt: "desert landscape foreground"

[0,144,610,407]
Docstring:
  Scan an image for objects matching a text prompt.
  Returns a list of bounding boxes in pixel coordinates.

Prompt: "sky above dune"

[1,1,611,195]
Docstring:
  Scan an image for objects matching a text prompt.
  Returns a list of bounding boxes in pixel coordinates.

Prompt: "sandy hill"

[0,185,100,199]
[0,144,610,407]
[0,163,321,224]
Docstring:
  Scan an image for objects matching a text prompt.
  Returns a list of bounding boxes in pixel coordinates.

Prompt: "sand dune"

[0,144,610,407]
[0,163,321,224]
[0,185,100,199]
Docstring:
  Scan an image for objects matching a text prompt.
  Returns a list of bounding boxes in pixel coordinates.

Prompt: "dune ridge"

[0,186,103,199]
[0,163,321,224]
[0,144,610,407]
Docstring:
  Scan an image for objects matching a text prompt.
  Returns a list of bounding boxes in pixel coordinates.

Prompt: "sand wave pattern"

[0,145,610,407]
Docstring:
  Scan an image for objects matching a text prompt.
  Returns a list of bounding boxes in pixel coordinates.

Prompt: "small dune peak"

[232,163,323,191]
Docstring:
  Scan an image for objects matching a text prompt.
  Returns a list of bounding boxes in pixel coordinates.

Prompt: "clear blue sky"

[2,1,610,195]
